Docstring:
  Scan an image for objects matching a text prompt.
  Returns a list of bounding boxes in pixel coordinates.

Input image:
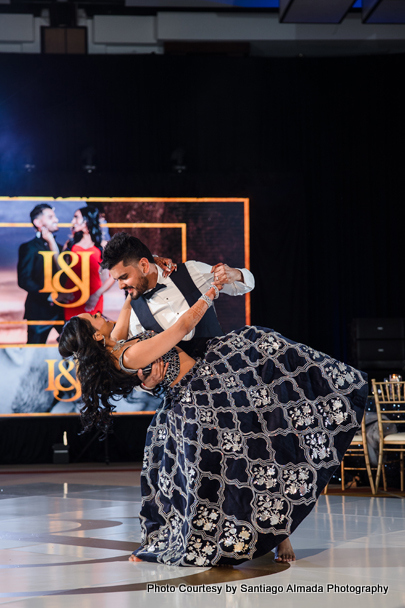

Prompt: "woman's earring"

[102,336,106,347]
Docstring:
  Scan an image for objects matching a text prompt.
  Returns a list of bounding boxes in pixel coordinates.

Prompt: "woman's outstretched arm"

[121,287,218,371]
[111,293,132,341]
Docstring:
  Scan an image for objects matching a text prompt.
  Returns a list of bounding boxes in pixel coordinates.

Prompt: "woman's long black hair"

[68,206,103,252]
[58,316,141,435]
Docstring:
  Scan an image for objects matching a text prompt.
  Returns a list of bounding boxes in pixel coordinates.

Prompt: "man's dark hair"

[101,232,154,270]
[30,203,53,226]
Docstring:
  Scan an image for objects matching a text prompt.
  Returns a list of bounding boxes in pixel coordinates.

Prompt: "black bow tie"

[143,283,166,300]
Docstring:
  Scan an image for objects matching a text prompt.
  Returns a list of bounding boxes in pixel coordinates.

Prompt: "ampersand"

[45,359,82,402]
[39,250,91,308]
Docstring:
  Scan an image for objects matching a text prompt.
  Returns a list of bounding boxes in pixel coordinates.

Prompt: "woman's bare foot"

[274,538,296,563]
[129,554,142,562]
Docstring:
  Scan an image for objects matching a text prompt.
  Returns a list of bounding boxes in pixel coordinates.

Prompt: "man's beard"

[128,275,149,300]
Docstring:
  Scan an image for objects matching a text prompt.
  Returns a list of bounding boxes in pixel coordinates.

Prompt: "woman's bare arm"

[121,287,217,371]
[111,294,132,341]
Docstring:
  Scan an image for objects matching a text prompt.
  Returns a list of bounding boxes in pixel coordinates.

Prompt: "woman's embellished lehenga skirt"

[134,326,368,566]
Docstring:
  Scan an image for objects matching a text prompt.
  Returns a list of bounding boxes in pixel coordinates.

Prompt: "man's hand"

[138,358,169,390]
[154,256,177,278]
[55,293,75,304]
[211,263,244,285]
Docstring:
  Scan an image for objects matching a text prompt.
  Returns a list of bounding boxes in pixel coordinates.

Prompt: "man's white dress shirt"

[129,260,254,340]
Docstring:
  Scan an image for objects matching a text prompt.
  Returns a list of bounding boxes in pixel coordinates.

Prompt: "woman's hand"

[138,358,169,390]
[206,284,223,300]
[111,293,133,341]
[154,256,177,278]
[122,292,133,307]
[40,227,57,247]
[55,293,75,304]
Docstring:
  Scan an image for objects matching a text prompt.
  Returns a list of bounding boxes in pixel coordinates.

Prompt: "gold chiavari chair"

[372,379,405,492]
[340,414,376,494]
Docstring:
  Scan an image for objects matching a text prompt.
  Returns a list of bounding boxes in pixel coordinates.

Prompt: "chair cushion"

[350,434,363,443]
[383,432,405,443]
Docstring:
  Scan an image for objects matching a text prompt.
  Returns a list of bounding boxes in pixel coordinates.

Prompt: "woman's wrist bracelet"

[211,285,220,300]
[141,382,154,392]
[199,294,213,308]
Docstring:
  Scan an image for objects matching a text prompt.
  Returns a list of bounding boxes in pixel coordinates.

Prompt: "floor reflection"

[0,466,404,607]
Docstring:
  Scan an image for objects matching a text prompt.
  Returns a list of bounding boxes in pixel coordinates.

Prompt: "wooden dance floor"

[0,464,404,607]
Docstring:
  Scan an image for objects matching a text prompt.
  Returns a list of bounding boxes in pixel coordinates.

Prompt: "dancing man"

[101,231,254,381]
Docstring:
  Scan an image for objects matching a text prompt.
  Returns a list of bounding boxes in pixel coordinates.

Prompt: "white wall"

[0,11,405,55]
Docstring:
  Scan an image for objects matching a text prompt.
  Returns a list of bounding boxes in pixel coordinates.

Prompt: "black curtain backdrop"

[0,415,152,465]
[0,52,404,462]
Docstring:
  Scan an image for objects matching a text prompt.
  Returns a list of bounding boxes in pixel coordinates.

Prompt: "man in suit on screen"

[17,203,64,344]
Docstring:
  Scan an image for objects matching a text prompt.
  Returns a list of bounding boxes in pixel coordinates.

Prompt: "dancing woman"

[58,286,367,567]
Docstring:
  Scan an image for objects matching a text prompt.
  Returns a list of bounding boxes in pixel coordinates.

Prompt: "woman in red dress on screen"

[64,206,114,321]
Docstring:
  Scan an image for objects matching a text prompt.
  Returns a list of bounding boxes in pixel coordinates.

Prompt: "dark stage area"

[0,414,152,465]
[0,51,404,463]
